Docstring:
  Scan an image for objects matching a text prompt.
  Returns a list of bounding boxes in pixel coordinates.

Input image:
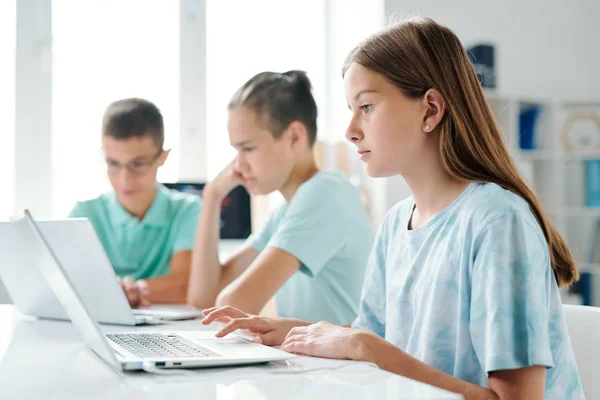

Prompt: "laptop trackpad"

[201,339,271,358]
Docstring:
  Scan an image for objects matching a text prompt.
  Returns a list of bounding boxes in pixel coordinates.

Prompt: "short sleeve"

[245,204,284,252]
[351,221,387,338]
[68,202,87,218]
[267,185,349,277]
[470,213,555,373]
[173,199,203,252]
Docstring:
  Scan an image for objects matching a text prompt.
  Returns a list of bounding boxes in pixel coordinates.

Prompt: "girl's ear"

[421,89,446,132]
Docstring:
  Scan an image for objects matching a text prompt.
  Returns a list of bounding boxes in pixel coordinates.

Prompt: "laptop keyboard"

[107,333,219,358]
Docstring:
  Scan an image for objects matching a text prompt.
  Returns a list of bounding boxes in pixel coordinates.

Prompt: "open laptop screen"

[11,210,122,370]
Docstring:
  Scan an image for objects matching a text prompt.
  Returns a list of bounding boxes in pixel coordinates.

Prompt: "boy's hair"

[228,70,318,146]
[343,17,578,287]
[102,98,164,149]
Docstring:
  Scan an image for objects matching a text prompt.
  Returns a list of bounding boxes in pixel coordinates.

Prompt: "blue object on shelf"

[467,43,496,89]
[584,159,600,207]
[519,107,540,150]
[579,272,593,306]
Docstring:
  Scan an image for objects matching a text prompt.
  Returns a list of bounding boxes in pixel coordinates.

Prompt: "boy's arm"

[140,244,262,305]
[215,247,301,314]
[141,250,192,303]
[187,189,261,308]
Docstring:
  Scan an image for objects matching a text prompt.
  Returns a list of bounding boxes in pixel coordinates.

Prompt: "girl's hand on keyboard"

[200,305,310,346]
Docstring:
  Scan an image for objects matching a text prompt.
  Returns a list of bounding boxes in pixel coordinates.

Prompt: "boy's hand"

[204,158,245,201]
[117,276,151,308]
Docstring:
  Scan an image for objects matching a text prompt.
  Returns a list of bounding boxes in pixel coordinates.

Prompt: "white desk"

[0,305,461,399]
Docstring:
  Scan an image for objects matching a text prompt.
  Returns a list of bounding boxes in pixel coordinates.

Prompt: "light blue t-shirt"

[248,171,373,325]
[353,182,583,399]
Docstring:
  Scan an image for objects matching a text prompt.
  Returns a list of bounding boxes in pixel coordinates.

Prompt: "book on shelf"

[593,219,600,265]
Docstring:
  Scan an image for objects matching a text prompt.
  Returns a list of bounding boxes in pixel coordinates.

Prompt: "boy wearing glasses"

[69,98,202,307]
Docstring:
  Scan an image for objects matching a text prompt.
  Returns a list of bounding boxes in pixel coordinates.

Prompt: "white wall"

[384,0,600,99]
[0,281,10,304]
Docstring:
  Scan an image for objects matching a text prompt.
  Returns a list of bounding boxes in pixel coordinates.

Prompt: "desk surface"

[0,305,461,399]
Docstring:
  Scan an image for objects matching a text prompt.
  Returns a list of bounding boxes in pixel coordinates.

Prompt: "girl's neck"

[403,147,470,229]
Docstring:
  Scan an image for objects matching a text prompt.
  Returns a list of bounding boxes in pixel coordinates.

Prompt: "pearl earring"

[424,125,430,131]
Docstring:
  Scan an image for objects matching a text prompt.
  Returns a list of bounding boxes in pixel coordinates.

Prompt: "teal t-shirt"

[68,184,202,279]
[247,171,373,325]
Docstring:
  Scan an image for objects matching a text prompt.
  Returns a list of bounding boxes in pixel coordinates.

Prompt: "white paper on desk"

[268,355,377,373]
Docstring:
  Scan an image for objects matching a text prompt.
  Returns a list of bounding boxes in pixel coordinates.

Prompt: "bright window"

[206,0,326,178]
[328,0,383,141]
[51,0,180,217]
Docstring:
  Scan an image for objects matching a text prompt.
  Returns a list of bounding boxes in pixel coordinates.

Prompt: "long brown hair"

[343,17,578,286]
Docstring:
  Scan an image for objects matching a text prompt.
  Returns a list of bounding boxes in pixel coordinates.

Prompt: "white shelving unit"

[558,102,600,290]
[486,92,600,304]
[485,92,562,215]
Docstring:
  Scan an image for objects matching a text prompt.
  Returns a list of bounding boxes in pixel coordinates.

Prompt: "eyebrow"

[232,140,254,148]
[105,155,151,163]
[354,89,378,101]
[348,90,379,110]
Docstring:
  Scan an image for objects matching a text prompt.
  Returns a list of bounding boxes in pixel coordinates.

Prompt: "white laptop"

[0,218,204,325]
[9,210,293,371]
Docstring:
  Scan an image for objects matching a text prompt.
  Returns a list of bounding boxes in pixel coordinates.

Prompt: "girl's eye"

[361,104,373,113]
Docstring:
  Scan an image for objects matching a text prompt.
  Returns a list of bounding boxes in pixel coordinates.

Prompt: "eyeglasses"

[106,149,164,176]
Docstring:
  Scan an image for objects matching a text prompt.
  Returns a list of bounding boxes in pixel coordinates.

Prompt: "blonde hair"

[343,17,578,286]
